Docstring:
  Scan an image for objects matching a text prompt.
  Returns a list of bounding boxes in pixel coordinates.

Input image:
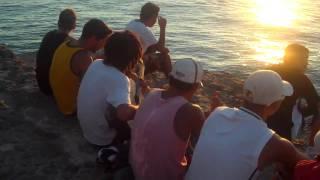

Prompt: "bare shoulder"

[176,103,205,128]
[268,134,302,154]
[72,50,92,62]
[259,134,308,169]
[174,102,205,141]
[71,50,93,77]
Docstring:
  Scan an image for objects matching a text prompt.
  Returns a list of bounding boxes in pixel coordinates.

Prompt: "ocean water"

[1,0,320,89]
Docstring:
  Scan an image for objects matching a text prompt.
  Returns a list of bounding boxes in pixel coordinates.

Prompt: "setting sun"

[252,0,298,27]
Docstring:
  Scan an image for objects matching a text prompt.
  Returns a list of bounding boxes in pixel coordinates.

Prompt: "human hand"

[297,98,308,112]
[126,71,139,81]
[160,47,170,54]
[158,16,167,29]
[139,79,151,95]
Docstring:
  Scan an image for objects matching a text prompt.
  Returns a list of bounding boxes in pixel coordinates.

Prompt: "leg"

[112,120,131,145]
[105,105,131,144]
[309,116,320,145]
[160,53,172,76]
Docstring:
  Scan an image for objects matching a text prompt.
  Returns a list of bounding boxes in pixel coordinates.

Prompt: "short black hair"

[169,76,196,91]
[80,18,112,40]
[140,2,160,21]
[285,43,309,55]
[58,9,76,31]
[283,43,309,63]
[103,31,142,72]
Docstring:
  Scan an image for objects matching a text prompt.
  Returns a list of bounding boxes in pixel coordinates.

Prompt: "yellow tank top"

[50,41,83,115]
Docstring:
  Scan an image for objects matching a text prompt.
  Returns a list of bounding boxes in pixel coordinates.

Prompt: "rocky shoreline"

[0,45,245,179]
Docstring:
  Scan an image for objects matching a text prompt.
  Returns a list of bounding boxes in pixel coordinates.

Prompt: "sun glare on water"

[252,37,285,64]
[252,0,298,27]
[248,0,300,64]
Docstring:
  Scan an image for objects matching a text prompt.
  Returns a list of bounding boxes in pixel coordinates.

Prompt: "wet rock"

[0,44,15,59]
[0,100,9,109]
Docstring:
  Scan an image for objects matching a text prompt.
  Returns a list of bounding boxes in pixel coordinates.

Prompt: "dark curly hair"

[80,18,112,40]
[103,31,142,72]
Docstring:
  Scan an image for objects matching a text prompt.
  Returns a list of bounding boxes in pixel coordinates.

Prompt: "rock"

[0,46,247,179]
[145,71,244,112]
[0,100,9,109]
[0,143,15,152]
[0,47,109,179]
[0,44,15,59]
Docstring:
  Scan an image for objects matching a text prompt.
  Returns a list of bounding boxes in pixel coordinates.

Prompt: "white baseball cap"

[243,70,294,106]
[169,59,204,85]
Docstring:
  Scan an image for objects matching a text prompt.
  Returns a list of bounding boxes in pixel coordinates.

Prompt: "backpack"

[294,156,320,180]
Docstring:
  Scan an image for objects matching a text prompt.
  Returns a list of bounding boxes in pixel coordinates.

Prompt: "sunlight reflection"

[251,34,285,64]
[252,0,298,27]
[248,0,301,64]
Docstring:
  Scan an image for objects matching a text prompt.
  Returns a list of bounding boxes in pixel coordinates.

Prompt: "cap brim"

[282,80,293,96]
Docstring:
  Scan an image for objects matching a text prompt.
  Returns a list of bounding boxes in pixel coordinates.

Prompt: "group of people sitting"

[35,2,320,180]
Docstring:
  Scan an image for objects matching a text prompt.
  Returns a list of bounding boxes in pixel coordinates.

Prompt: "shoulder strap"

[248,168,257,180]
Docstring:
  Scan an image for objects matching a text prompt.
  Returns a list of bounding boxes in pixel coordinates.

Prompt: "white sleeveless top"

[185,106,274,180]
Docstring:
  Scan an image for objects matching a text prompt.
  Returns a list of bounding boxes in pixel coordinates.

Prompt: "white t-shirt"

[77,60,131,146]
[185,106,274,180]
[126,19,157,54]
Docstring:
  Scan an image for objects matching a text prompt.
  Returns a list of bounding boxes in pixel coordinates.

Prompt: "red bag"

[294,156,320,180]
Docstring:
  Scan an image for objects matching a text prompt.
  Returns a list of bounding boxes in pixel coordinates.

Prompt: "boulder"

[0,44,15,59]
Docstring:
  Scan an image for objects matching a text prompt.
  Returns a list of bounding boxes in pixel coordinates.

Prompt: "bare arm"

[309,101,320,145]
[310,115,320,145]
[174,103,205,142]
[303,77,320,145]
[158,16,166,50]
[116,104,139,122]
[258,134,309,171]
[70,50,93,79]
[144,43,168,54]
[144,17,168,54]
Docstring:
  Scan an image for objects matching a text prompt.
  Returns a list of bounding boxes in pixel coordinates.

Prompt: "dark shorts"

[105,105,131,145]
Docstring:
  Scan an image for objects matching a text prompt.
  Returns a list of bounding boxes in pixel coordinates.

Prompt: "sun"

[252,0,298,27]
